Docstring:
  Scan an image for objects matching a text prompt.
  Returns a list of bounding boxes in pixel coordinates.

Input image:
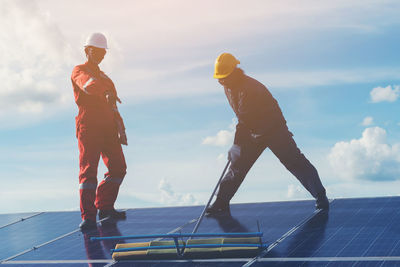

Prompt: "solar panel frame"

[0,212,42,229]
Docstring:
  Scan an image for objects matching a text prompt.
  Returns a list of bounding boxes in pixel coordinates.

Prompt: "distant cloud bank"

[0,1,75,118]
[328,127,400,181]
[158,178,198,206]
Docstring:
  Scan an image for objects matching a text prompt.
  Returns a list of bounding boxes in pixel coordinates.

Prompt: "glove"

[228,144,241,162]
[115,119,128,146]
[119,131,128,146]
[105,91,121,106]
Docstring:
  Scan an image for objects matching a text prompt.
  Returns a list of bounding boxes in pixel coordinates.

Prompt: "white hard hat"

[84,32,108,49]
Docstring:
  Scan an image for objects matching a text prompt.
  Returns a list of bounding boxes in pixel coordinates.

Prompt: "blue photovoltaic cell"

[114,261,246,267]
[3,196,400,267]
[11,206,203,261]
[2,261,399,267]
[1,264,106,267]
[9,200,315,265]
[252,260,398,267]
[260,197,400,266]
[0,212,40,228]
[0,211,82,261]
[110,201,317,267]
[178,200,316,245]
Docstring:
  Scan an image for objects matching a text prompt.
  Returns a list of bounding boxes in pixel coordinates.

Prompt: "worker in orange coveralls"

[71,33,128,231]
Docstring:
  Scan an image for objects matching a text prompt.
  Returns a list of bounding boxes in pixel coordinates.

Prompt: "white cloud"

[257,69,400,89]
[202,130,234,147]
[362,116,374,126]
[322,181,400,200]
[30,0,400,105]
[0,0,76,123]
[370,85,400,103]
[287,184,307,199]
[202,119,236,147]
[328,127,400,181]
[158,178,198,206]
[1,0,400,125]
[41,0,400,57]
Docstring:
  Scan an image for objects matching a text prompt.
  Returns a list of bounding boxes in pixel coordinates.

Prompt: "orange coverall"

[71,62,127,221]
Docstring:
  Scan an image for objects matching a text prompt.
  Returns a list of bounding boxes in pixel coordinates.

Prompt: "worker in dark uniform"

[206,53,329,215]
[71,33,128,230]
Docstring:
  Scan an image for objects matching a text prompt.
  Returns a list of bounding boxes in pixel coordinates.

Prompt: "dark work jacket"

[224,74,287,146]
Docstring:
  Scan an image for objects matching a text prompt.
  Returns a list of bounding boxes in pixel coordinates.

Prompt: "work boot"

[315,194,329,210]
[79,219,97,231]
[205,198,230,216]
[98,208,127,220]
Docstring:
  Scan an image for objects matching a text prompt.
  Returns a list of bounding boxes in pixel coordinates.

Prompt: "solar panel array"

[1,196,400,266]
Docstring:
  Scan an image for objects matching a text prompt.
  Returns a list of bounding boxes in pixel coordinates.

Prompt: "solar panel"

[179,200,317,244]
[251,260,391,266]
[262,197,400,257]
[114,262,246,267]
[1,197,400,266]
[7,206,203,261]
[0,212,41,229]
[0,211,82,261]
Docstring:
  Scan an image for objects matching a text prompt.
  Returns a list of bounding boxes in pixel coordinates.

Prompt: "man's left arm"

[105,83,128,146]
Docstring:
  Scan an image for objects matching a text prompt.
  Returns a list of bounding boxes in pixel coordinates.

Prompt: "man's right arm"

[71,66,108,96]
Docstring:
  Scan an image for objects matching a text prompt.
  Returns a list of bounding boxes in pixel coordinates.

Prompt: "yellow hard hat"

[213,53,240,79]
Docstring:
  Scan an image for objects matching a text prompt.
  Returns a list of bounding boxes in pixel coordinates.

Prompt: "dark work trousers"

[217,129,326,202]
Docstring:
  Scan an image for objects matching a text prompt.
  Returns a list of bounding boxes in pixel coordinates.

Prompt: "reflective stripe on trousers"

[103,176,123,185]
[79,182,97,190]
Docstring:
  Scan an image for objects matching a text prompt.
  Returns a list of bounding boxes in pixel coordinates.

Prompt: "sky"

[1,0,400,214]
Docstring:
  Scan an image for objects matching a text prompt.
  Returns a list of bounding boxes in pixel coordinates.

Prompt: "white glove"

[228,144,241,162]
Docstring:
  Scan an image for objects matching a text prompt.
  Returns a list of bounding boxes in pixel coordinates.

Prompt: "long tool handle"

[91,232,262,241]
[191,160,231,236]
[111,243,267,253]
